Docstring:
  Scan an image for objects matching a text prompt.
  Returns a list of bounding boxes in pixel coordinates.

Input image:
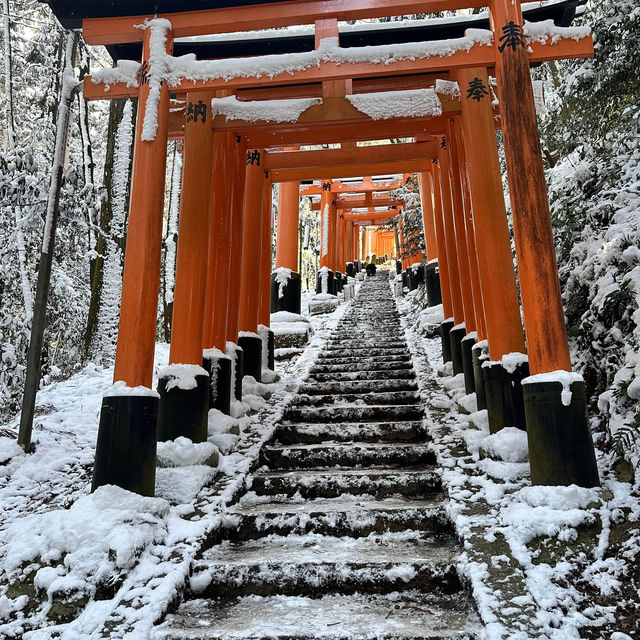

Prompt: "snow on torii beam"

[84,35,592,99]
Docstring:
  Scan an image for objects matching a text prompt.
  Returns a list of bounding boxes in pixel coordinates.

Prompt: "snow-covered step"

[310,360,414,374]
[297,379,418,395]
[249,467,441,500]
[158,591,480,640]
[325,338,407,346]
[294,391,420,408]
[285,404,423,423]
[225,495,452,540]
[307,369,415,383]
[316,352,412,364]
[274,420,427,445]
[261,442,435,470]
[189,532,462,597]
[321,346,408,356]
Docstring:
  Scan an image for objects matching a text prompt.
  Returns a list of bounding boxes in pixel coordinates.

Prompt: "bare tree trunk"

[84,98,126,356]
[19,31,79,451]
[3,0,14,148]
[163,144,182,342]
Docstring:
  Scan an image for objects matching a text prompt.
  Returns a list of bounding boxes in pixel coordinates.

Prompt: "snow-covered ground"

[398,284,640,640]
[0,289,353,639]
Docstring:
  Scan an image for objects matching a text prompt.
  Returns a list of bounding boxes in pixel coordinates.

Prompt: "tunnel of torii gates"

[52,0,601,497]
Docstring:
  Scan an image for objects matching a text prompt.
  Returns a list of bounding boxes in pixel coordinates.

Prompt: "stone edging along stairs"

[157,273,480,640]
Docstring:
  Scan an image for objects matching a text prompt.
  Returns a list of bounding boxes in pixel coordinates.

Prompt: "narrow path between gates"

[158,272,480,639]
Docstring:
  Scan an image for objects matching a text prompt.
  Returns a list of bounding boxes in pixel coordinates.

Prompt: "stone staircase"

[157,273,480,640]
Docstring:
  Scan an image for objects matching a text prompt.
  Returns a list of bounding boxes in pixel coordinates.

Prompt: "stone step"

[189,532,462,598]
[310,361,414,374]
[224,495,452,540]
[306,370,416,383]
[294,391,421,408]
[297,380,418,395]
[249,467,441,500]
[261,442,435,470]
[158,591,480,640]
[316,353,411,365]
[325,339,406,347]
[284,404,423,424]
[321,346,407,356]
[274,421,427,445]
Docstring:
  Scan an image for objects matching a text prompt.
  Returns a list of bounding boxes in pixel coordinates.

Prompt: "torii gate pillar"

[238,148,266,382]
[417,171,442,307]
[92,25,173,496]
[272,178,302,315]
[157,92,215,446]
[317,180,335,295]
[490,0,598,487]
[259,178,276,372]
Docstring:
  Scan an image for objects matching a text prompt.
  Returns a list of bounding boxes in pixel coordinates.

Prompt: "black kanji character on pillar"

[322,182,331,191]
[139,61,149,86]
[246,150,261,166]
[498,21,526,53]
[440,137,446,150]
[467,77,489,102]
[186,100,208,124]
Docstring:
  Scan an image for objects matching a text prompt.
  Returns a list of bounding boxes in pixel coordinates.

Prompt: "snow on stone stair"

[157,272,479,640]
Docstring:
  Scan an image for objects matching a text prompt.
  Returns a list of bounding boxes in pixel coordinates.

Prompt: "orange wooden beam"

[265,141,436,172]
[271,159,432,182]
[300,180,401,196]
[311,195,402,210]
[343,210,397,222]
[83,0,489,45]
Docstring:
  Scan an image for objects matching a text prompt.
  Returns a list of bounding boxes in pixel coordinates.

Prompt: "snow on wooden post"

[456,66,525,361]
[113,19,174,388]
[18,32,79,452]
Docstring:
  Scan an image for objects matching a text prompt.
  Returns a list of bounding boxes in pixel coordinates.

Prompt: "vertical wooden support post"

[226,138,247,346]
[417,172,438,262]
[430,164,452,317]
[489,0,598,486]
[273,179,301,314]
[226,136,247,401]
[275,180,300,271]
[202,130,236,416]
[204,131,234,353]
[451,120,487,340]
[93,23,173,496]
[437,143,464,326]
[157,91,214,444]
[489,0,570,374]
[260,178,274,328]
[259,177,275,371]
[437,142,467,371]
[169,92,215,367]
[238,148,265,382]
[456,67,525,360]
[319,180,332,270]
[445,122,476,334]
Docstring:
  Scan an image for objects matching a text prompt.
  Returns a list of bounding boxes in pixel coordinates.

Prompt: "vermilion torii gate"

[55,0,600,495]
